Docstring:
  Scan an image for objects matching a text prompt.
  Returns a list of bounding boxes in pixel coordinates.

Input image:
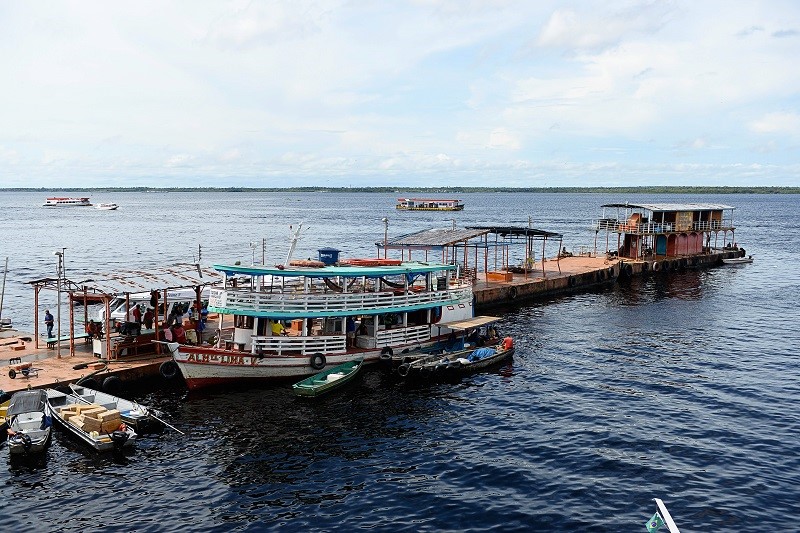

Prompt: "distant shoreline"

[3,186,799,194]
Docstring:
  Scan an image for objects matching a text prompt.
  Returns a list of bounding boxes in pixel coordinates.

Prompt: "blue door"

[656,235,667,255]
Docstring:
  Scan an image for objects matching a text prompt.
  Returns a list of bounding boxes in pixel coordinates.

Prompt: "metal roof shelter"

[467,225,565,276]
[27,263,221,357]
[378,224,564,280]
[601,202,735,212]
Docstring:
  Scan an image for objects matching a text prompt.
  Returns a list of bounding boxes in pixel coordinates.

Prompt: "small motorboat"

[722,255,754,265]
[397,338,515,380]
[45,388,136,452]
[292,358,364,397]
[69,384,163,433]
[5,390,52,455]
[95,203,119,210]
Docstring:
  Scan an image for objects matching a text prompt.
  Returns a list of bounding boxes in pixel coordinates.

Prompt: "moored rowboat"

[292,358,364,397]
[45,388,136,452]
[69,383,163,432]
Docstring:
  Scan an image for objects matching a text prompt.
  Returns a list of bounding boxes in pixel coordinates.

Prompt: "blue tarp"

[467,348,496,362]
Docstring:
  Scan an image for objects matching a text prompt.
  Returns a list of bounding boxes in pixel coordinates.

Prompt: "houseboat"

[43,197,92,207]
[167,260,476,389]
[396,198,465,211]
[593,203,736,260]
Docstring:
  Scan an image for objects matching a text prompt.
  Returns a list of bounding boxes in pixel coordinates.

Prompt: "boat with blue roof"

[168,257,477,389]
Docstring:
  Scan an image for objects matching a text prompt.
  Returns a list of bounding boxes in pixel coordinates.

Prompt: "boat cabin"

[594,203,736,259]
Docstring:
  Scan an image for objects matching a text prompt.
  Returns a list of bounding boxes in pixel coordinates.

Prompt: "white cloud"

[750,112,800,135]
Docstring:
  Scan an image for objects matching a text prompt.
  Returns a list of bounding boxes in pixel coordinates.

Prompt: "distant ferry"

[43,197,92,207]
[396,198,464,211]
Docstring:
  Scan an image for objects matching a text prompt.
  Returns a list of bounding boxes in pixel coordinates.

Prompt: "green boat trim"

[292,358,365,397]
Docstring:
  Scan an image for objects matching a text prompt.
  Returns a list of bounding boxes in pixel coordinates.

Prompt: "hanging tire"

[568,276,576,287]
[310,353,326,370]
[652,261,661,272]
[642,261,649,272]
[509,287,518,300]
[381,347,393,357]
[159,360,179,380]
[103,375,123,396]
[78,377,101,390]
[397,364,410,377]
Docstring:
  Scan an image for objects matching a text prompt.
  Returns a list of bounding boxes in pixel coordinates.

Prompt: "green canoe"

[292,358,365,398]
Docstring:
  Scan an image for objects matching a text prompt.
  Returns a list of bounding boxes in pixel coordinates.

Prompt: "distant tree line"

[4,186,800,194]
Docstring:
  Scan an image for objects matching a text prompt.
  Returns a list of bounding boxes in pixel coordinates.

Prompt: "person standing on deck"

[143,308,154,330]
[346,317,356,348]
[44,309,54,338]
[132,305,142,324]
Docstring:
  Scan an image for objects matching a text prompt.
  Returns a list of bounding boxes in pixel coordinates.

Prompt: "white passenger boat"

[95,202,119,210]
[42,197,92,207]
[396,198,464,211]
[167,259,475,390]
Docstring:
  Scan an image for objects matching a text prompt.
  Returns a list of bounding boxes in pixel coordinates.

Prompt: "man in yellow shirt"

[272,321,287,336]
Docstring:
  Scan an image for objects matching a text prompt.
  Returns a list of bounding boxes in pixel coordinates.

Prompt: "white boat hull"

[45,389,136,452]
[174,343,427,390]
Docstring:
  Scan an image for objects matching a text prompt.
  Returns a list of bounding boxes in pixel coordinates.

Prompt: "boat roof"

[397,198,461,202]
[467,225,563,239]
[601,202,734,212]
[8,390,47,416]
[213,261,456,278]
[438,316,502,330]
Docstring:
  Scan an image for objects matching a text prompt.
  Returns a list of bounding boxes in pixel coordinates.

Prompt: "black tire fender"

[310,353,326,370]
[509,286,518,300]
[103,375,123,395]
[159,360,179,380]
[397,363,410,377]
[568,276,576,287]
[380,347,393,357]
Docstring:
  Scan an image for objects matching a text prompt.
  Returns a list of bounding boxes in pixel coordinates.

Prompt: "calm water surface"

[1,191,799,531]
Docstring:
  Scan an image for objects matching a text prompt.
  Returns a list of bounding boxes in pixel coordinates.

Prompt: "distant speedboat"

[43,197,92,207]
[722,255,753,265]
[95,203,119,210]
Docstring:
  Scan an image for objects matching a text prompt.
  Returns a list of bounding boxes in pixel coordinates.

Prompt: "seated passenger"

[271,321,287,336]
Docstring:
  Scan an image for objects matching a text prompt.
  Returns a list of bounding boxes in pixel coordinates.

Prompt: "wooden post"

[69,291,75,356]
[34,285,40,349]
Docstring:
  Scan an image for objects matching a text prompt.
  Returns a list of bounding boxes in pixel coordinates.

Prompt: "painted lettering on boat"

[186,353,253,365]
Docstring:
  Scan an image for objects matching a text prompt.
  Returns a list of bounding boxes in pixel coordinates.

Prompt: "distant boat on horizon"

[95,202,119,211]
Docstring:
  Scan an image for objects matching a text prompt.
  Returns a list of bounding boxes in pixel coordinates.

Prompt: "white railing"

[594,220,735,233]
[209,287,471,315]
[250,334,346,356]
[375,324,431,348]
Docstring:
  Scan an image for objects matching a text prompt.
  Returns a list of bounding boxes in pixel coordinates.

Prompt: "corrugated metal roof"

[28,263,222,295]
[387,228,490,247]
[213,261,455,278]
[467,226,563,238]
[601,203,735,212]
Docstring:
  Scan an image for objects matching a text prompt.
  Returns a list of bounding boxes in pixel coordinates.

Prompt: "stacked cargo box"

[60,404,123,433]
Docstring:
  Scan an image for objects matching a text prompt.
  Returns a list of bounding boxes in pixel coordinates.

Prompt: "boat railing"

[375,324,431,348]
[210,287,469,315]
[251,334,347,356]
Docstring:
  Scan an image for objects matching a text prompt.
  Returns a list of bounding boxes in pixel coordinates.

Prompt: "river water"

[0,191,798,531]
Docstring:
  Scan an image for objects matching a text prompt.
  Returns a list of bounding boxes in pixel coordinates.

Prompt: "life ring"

[103,376,123,395]
[310,353,326,370]
[652,261,661,272]
[159,360,179,380]
[568,276,576,287]
[509,287,518,300]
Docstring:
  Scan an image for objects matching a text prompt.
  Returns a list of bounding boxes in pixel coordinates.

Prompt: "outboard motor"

[110,430,129,450]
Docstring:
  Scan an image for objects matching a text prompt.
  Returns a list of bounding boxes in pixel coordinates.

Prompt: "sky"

[1,0,799,188]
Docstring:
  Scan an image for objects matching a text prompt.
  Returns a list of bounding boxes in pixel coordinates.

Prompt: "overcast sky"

[1,1,799,188]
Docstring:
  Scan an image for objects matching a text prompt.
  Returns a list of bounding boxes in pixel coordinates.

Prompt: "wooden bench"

[46,332,91,349]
